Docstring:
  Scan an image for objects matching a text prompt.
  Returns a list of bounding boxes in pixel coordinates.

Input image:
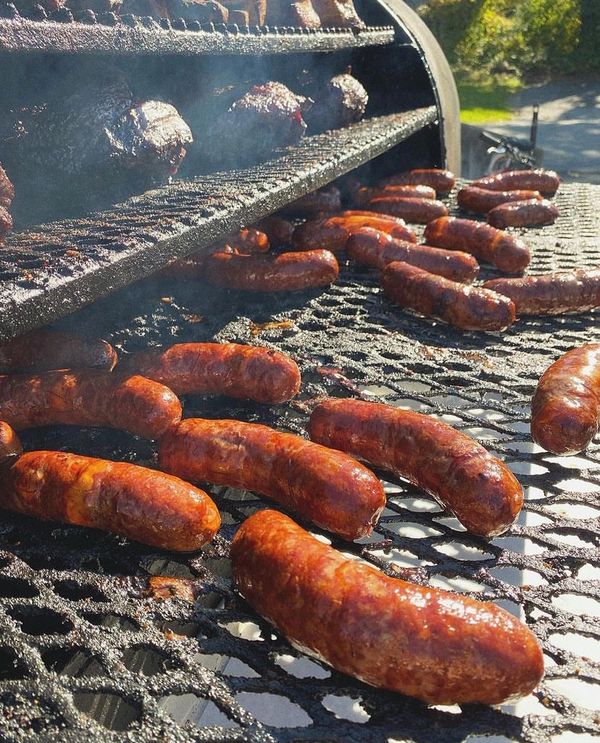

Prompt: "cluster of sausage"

[0,325,550,705]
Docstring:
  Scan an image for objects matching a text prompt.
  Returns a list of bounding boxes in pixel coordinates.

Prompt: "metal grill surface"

[0,182,599,742]
[0,107,437,343]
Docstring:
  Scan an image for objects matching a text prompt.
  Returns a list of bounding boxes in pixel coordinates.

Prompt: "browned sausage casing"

[473,169,560,197]
[292,214,416,251]
[0,329,118,374]
[457,186,542,215]
[309,398,523,537]
[0,421,22,463]
[0,371,182,439]
[354,184,436,207]
[232,510,543,704]
[204,249,339,291]
[122,343,300,404]
[531,343,600,455]
[366,196,449,224]
[382,261,516,331]
[487,198,559,228]
[424,216,531,273]
[0,451,220,552]
[255,216,294,246]
[380,168,456,195]
[346,227,479,282]
[483,269,600,315]
[159,418,386,540]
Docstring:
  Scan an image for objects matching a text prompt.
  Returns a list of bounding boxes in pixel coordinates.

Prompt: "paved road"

[476,75,600,184]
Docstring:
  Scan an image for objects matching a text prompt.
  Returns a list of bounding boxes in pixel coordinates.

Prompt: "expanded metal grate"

[0,106,438,343]
[0,182,599,742]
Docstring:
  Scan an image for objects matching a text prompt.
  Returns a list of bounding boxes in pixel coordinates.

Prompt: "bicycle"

[480,104,541,174]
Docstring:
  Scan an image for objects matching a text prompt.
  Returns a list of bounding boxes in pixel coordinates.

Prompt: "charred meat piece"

[312,0,364,28]
[266,0,321,27]
[0,165,15,211]
[208,82,309,167]
[303,72,368,133]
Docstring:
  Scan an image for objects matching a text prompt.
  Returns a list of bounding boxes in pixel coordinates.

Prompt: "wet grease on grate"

[0,183,598,741]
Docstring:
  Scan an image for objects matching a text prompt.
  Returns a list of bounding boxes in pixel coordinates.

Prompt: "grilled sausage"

[473,169,560,197]
[354,184,436,207]
[366,196,449,224]
[232,510,543,704]
[0,421,22,464]
[292,214,416,252]
[424,217,531,273]
[346,228,479,282]
[531,343,600,455]
[159,418,386,540]
[457,186,543,215]
[255,216,294,246]
[204,249,339,292]
[382,262,516,331]
[0,330,118,374]
[483,269,600,316]
[281,185,342,218]
[309,398,523,537]
[121,343,300,404]
[221,227,270,254]
[0,451,220,552]
[0,371,182,439]
[487,199,559,228]
[380,168,456,195]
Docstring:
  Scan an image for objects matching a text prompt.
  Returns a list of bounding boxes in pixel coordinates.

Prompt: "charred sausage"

[122,343,300,404]
[0,371,182,439]
[457,186,542,215]
[366,196,449,224]
[232,510,543,704]
[0,329,118,374]
[159,418,386,540]
[292,214,416,252]
[379,168,456,195]
[382,261,516,331]
[346,227,479,282]
[487,199,559,228]
[354,184,437,207]
[483,269,600,315]
[424,217,531,273]
[204,249,339,291]
[255,216,294,246]
[473,169,560,197]
[0,421,22,463]
[0,451,220,552]
[531,343,600,455]
[309,398,523,537]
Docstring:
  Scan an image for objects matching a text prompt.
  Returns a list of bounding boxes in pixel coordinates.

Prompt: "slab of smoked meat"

[3,75,192,220]
[312,0,364,28]
[302,71,368,133]
[266,0,321,27]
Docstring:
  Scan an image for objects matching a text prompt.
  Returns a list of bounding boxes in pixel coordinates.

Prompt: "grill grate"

[0,182,599,742]
[0,106,438,343]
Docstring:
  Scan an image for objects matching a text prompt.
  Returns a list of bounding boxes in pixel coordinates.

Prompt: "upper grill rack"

[0,106,438,343]
[0,10,395,56]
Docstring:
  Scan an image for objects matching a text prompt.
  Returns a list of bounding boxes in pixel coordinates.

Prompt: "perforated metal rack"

[0,182,598,742]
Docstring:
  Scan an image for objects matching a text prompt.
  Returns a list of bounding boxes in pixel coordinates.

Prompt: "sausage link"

[380,168,456,195]
[255,216,294,247]
[0,371,182,439]
[531,343,600,454]
[424,216,531,273]
[204,249,339,292]
[487,199,559,228]
[0,421,22,464]
[222,227,270,254]
[159,418,386,540]
[281,185,342,218]
[457,186,542,215]
[382,261,516,331]
[0,451,220,552]
[473,169,560,197]
[354,184,436,207]
[0,329,118,374]
[232,510,543,704]
[292,215,416,252]
[483,269,600,315]
[366,196,449,224]
[309,398,523,537]
[346,227,479,282]
[122,343,300,404]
